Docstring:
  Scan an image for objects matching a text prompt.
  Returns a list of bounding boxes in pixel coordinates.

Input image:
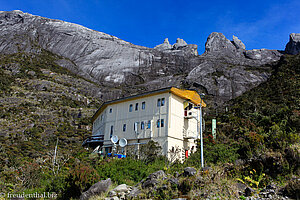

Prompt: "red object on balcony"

[184,110,187,116]
[185,150,189,158]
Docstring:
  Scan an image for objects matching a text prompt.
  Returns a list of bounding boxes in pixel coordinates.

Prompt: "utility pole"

[200,103,204,168]
[199,93,205,168]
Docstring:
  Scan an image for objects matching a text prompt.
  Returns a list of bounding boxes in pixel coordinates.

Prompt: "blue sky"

[1,0,299,53]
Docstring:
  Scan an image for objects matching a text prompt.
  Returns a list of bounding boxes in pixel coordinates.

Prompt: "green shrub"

[139,140,162,164]
[61,163,100,199]
[188,137,239,165]
[96,158,149,185]
[0,69,14,95]
[178,177,195,195]
[283,178,300,199]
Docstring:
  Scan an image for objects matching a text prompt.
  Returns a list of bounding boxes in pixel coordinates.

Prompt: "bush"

[283,178,300,199]
[96,158,150,185]
[57,163,100,199]
[139,140,162,164]
[0,68,14,95]
[191,137,239,165]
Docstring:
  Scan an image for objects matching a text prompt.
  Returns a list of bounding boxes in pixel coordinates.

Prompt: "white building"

[84,87,206,160]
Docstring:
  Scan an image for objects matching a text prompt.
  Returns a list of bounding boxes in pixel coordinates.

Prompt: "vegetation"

[0,51,102,198]
[0,52,299,199]
[218,55,300,177]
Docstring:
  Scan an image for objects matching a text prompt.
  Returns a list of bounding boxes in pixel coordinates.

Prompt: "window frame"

[161,119,164,127]
[141,121,145,130]
[110,125,113,138]
[135,103,139,111]
[147,120,151,129]
[134,122,138,132]
[157,99,161,107]
[161,98,165,106]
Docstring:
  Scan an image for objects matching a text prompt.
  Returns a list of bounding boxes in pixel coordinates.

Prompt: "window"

[147,120,151,129]
[157,99,161,107]
[123,124,126,132]
[161,98,165,106]
[157,98,165,107]
[157,119,160,128]
[134,122,138,132]
[135,103,139,111]
[129,104,133,112]
[161,119,164,127]
[109,108,112,113]
[141,121,145,130]
[142,102,145,110]
[110,125,113,138]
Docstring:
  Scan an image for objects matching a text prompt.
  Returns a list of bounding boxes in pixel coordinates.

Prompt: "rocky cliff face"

[0,10,288,107]
[285,33,300,55]
[0,11,197,97]
[186,32,282,104]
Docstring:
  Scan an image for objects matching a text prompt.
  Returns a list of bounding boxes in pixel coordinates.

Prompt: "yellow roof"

[92,87,206,122]
[170,87,206,107]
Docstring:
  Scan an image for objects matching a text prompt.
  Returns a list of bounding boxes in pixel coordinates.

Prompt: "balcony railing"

[182,128,197,139]
[184,110,197,119]
[82,135,104,146]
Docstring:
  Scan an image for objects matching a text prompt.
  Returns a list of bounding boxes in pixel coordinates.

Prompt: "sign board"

[212,119,217,140]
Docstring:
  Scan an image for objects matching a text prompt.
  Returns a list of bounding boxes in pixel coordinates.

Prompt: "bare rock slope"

[0,10,287,105]
[285,33,300,55]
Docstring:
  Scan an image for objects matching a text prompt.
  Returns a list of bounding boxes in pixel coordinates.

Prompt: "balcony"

[183,129,197,139]
[82,135,104,147]
[184,110,197,119]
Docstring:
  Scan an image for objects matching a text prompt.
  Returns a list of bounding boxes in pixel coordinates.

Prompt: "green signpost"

[212,119,216,140]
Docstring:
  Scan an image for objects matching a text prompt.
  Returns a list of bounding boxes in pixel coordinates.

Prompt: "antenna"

[92,145,101,153]
[111,135,118,144]
[111,135,118,155]
[119,138,128,147]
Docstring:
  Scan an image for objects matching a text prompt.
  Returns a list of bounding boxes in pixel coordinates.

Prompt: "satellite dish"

[119,138,127,147]
[111,135,118,144]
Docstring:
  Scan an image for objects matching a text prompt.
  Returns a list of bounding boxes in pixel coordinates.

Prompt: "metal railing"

[182,128,197,139]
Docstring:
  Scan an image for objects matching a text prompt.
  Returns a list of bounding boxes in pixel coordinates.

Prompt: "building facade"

[86,87,206,160]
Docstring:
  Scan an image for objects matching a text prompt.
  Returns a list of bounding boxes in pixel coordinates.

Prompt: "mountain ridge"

[0,10,296,107]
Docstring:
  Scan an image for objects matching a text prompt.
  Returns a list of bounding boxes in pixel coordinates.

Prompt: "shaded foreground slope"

[0,50,102,193]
